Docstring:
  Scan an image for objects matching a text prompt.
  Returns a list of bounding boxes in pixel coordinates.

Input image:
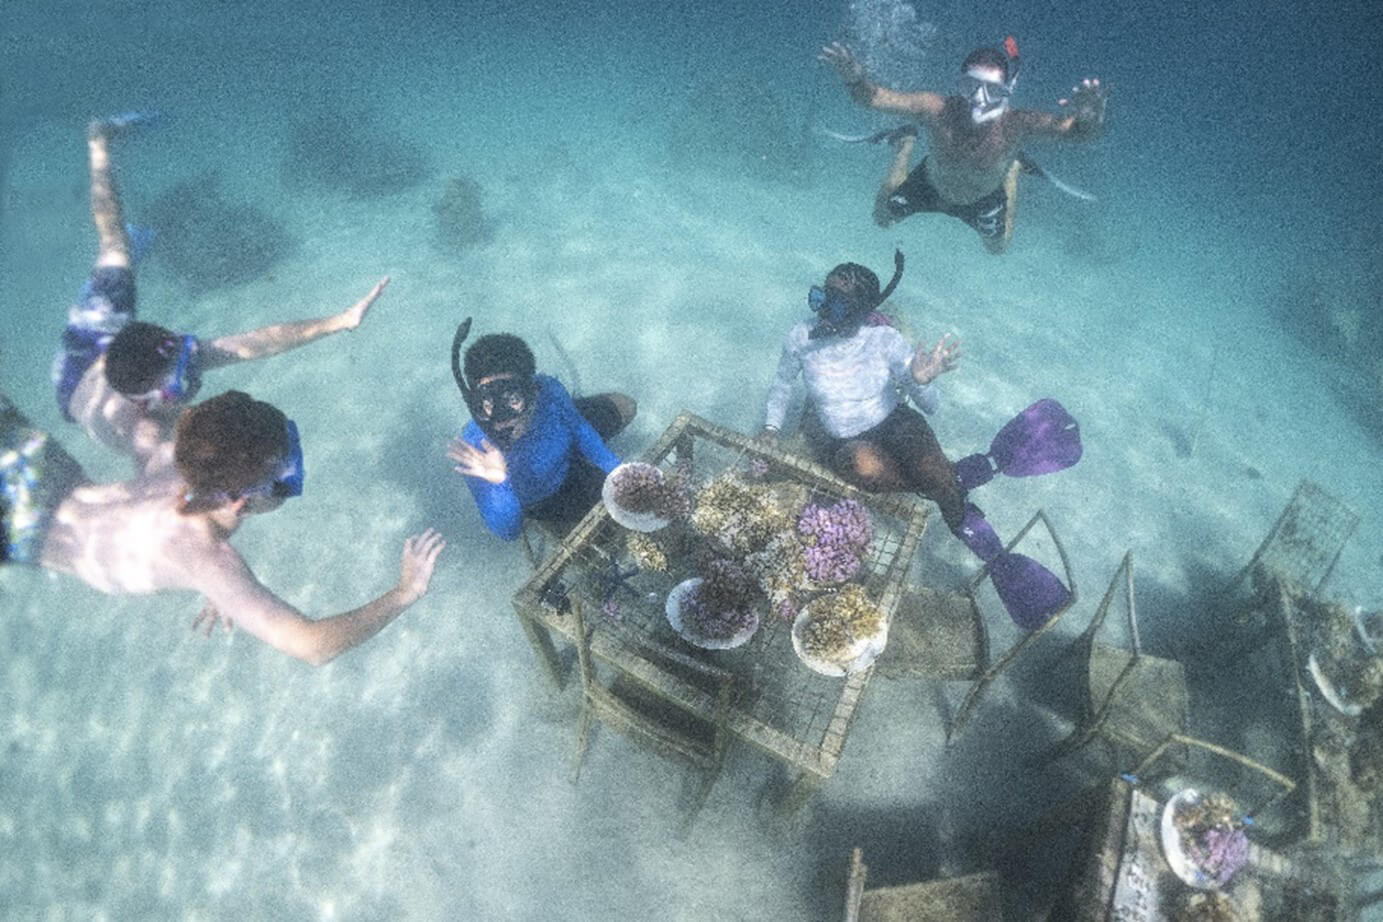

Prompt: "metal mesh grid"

[1252,480,1360,594]
[516,413,928,774]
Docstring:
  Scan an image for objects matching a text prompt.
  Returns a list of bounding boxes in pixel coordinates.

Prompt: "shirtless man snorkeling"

[2,390,444,665]
[822,36,1107,253]
[56,114,389,473]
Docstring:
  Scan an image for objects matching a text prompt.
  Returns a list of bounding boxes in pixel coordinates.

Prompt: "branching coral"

[1309,596,1383,712]
[690,474,792,557]
[680,560,758,641]
[743,532,807,621]
[1172,792,1249,888]
[625,532,669,573]
[798,585,884,663]
[797,499,873,584]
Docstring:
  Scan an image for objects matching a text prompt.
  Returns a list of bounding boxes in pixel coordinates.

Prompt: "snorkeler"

[761,253,1081,628]
[821,36,1107,253]
[1,390,445,664]
[446,322,637,541]
[54,115,389,472]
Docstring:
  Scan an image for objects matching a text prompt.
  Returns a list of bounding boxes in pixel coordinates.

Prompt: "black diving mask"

[451,317,536,447]
[473,376,535,425]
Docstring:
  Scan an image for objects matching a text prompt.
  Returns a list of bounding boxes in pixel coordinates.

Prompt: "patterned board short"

[51,265,137,420]
[1,396,88,564]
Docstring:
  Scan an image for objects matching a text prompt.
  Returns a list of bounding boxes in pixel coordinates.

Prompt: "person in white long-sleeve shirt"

[760,253,964,528]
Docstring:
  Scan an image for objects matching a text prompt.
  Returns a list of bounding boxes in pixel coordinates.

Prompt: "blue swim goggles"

[808,285,855,327]
[150,333,203,406]
[269,418,305,498]
[241,418,305,501]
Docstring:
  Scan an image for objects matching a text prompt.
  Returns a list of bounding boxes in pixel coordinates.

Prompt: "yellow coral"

[626,533,669,573]
[800,586,884,660]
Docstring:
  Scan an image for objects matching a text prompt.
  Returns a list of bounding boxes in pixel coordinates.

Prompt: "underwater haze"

[3,0,1382,919]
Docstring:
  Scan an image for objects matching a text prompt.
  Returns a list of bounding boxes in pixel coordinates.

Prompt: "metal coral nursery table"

[511,412,930,805]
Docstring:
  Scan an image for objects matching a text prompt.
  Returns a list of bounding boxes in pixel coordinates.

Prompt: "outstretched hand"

[910,334,962,385]
[819,42,865,85]
[338,276,390,331]
[397,528,446,606]
[447,436,508,484]
[1059,78,1107,126]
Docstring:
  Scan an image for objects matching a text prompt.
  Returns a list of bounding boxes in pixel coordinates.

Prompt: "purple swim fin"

[956,399,1082,490]
[952,503,1071,630]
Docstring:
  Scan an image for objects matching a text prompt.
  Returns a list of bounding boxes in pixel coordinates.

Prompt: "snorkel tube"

[878,248,905,304]
[451,316,477,413]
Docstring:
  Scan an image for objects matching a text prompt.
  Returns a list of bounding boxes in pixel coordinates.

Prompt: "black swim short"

[52,265,138,420]
[525,394,631,533]
[885,159,1007,240]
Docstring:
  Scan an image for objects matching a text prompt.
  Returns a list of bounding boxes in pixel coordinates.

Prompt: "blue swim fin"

[125,223,155,265]
[96,111,161,137]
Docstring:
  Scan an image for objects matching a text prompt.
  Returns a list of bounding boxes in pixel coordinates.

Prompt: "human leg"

[574,393,637,441]
[817,410,964,529]
[870,406,965,528]
[979,160,1021,254]
[86,123,131,269]
[872,132,919,227]
[524,461,606,535]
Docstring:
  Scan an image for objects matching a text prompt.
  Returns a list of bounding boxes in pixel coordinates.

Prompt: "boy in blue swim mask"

[54,116,390,473]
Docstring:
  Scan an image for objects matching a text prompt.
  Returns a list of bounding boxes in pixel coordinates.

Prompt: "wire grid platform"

[1266,582,1383,857]
[512,412,930,786]
[1235,480,1359,596]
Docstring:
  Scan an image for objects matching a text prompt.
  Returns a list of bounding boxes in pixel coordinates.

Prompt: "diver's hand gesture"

[910,334,962,385]
[395,528,446,606]
[447,436,508,484]
[820,42,866,86]
[1059,78,1107,128]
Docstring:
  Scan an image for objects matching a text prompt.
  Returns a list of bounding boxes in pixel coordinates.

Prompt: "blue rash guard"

[460,374,620,541]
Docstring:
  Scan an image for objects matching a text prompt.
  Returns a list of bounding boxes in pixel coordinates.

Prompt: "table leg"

[516,611,569,690]
[778,770,825,815]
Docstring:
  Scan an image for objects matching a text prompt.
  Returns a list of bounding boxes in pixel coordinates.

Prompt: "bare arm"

[820,42,945,120]
[194,527,445,665]
[1020,78,1107,140]
[198,276,389,369]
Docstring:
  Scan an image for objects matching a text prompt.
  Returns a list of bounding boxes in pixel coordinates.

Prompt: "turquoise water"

[3,1,1381,918]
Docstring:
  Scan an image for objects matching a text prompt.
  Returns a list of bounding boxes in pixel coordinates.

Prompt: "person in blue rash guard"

[446,324,636,541]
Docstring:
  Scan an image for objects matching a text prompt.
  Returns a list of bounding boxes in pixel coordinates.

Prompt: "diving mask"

[140,334,203,407]
[961,71,1013,123]
[473,376,534,425]
[808,285,855,325]
[244,418,305,501]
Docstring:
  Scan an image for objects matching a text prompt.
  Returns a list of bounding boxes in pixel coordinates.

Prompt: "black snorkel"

[879,248,905,303]
[451,316,476,413]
